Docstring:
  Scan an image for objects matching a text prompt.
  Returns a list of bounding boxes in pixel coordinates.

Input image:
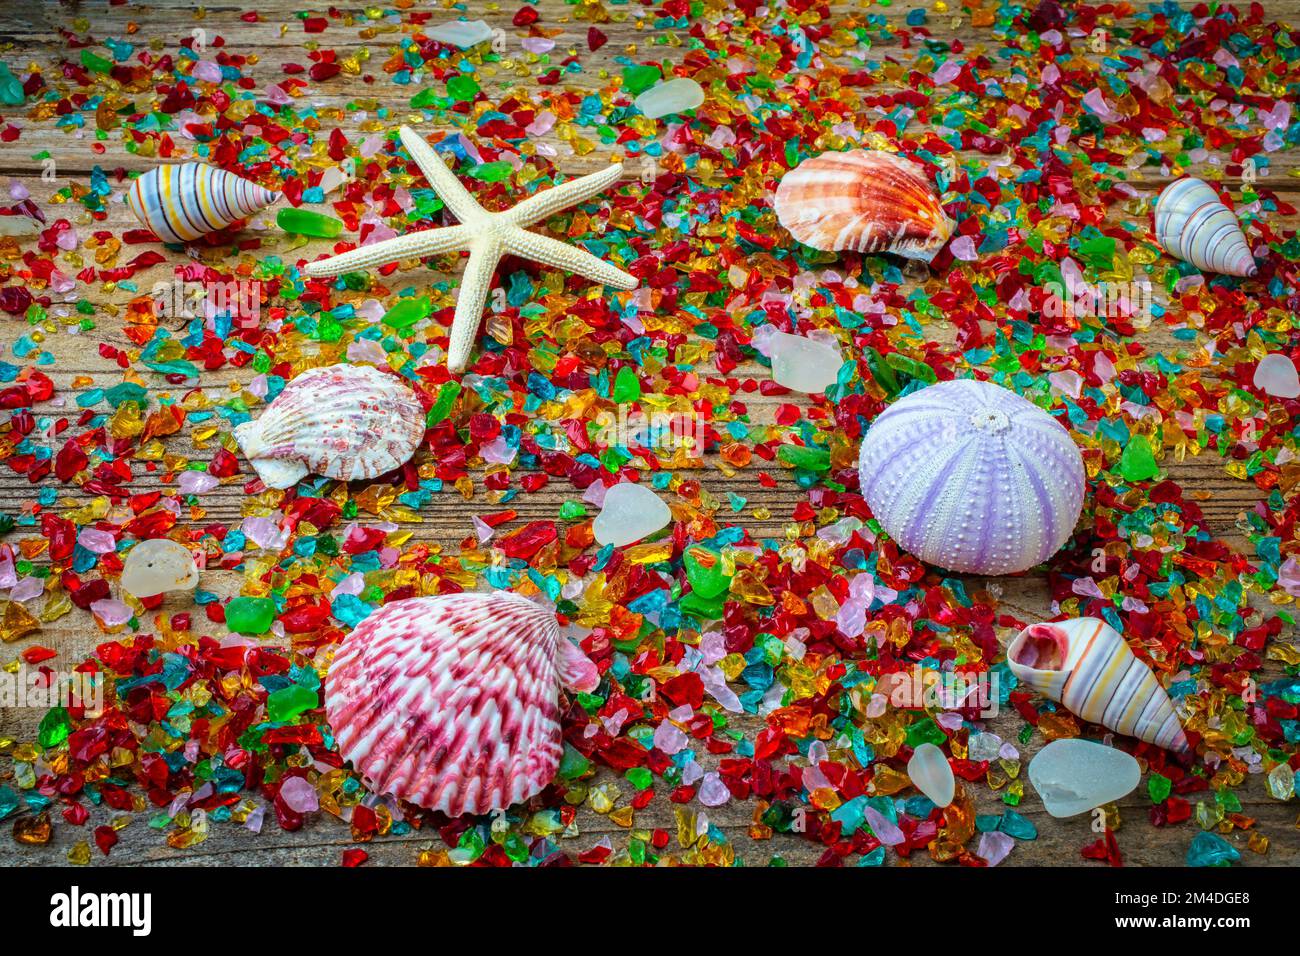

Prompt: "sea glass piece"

[0,601,40,642]
[1118,433,1159,481]
[592,482,671,547]
[978,830,1014,866]
[1026,738,1141,818]
[968,731,1002,762]
[427,19,494,49]
[226,596,276,635]
[1266,763,1295,801]
[1253,353,1300,399]
[0,216,40,238]
[907,742,955,808]
[382,296,432,331]
[769,331,842,394]
[277,207,344,239]
[1186,831,1240,867]
[634,78,705,119]
[0,62,24,105]
[120,539,199,597]
[684,545,731,599]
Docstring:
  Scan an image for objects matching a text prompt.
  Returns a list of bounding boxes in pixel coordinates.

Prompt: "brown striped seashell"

[773,149,955,261]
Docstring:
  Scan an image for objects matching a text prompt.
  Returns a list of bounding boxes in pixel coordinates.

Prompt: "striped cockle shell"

[1153,177,1256,277]
[773,149,955,261]
[324,592,600,816]
[234,364,424,489]
[858,379,1085,575]
[127,162,279,244]
[1007,617,1189,753]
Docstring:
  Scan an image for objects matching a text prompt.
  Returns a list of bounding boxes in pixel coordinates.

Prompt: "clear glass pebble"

[318,165,350,194]
[906,742,955,807]
[1266,762,1295,801]
[1253,353,1300,398]
[0,216,40,238]
[120,539,200,597]
[1026,738,1141,818]
[968,731,1002,763]
[633,78,705,119]
[769,331,842,394]
[592,482,672,547]
[427,19,494,49]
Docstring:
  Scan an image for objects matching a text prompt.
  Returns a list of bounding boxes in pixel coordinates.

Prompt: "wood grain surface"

[0,0,1296,867]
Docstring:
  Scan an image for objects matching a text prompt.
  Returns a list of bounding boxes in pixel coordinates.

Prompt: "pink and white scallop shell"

[857,378,1085,575]
[233,364,425,489]
[324,592,600,816]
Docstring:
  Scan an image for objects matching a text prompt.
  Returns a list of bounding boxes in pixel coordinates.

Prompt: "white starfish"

[301,126,638,372]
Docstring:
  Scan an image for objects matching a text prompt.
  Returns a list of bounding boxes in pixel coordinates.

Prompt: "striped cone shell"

[127,162,278,244]
[773,149,955,261]
[1007,617,1189,752]
[324,593,599,816]
[1153,177,1256,277]
[858,379,1085,575]
[234,364,424,490]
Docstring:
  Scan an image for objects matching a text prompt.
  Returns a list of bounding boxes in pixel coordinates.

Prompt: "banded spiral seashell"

[857,379,1085,575]
[127,162,278,244]
[234,364,425,490]
[324,592,600,815]
[1153,177,1256,278]
[1007,617,1189,753]
[773,149,955,261]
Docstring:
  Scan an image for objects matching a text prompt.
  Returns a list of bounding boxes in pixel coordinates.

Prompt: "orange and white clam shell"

[773,149,955,261]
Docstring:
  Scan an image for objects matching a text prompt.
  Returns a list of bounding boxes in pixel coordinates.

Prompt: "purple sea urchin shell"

[857,379,1085,575]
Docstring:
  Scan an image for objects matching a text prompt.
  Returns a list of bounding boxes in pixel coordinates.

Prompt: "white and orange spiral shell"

[1007,617,1188,753]
[126,162,278,244]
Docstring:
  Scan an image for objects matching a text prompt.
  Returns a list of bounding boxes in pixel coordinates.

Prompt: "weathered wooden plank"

[2,701,1293,867]
[1,0,1297,193]
[0,0,1295,868]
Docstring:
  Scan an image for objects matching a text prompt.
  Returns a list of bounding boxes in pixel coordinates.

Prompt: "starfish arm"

[504,164,626,228]
[301,225,471,278]
[447,243,502,373]
[507,229,639,290]
[398,126,488,226]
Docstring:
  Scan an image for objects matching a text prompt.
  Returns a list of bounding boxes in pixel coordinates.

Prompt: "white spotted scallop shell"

[858,379,1085,575]
[324,592,600,816]
[774,149,955,261]
[234,364,424,489]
